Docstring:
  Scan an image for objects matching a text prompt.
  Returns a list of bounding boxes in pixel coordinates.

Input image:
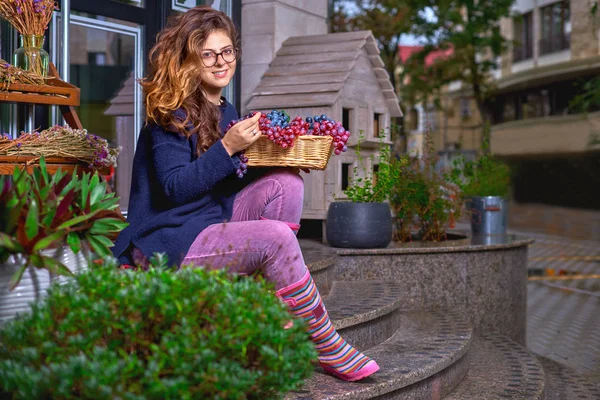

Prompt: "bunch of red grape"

[254,110,350,155]
[225,110,351,178]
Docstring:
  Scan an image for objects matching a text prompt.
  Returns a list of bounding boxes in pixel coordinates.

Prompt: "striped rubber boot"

[276,270,379,381]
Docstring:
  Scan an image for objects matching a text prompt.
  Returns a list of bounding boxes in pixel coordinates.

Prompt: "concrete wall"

[240,0,328,113]
[508,203,600,241]
[491,111,600,156]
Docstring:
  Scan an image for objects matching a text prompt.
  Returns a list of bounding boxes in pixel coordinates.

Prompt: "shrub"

[343,132,406,203]
[0,255,317,399]
[389,134,462,242]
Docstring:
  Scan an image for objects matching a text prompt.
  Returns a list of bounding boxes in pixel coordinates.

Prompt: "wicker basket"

[245,135,334,170]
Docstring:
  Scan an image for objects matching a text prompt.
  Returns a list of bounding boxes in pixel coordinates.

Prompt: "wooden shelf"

[0,155,111,176]
[0,64,80,106]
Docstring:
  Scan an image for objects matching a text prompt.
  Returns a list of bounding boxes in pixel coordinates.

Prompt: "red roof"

[398,45,453,66]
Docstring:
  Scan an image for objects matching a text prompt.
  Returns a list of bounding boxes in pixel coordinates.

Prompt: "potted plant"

[447,144,511,236]
[0,157,127,325]
[326,133,404,248]
[0,256,316,399]
[382,131,464,243]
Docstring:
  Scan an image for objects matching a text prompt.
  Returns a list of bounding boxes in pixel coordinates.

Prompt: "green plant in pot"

[326,133,405,248]
[389,132,463,242]
[0,255,317,399]
[447,143,511,236]
[0,157,127,325]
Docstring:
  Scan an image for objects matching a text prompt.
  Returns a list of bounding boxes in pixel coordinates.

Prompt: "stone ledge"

[537,356,600,400]
[444,334,545,399]
[286,309,472,400]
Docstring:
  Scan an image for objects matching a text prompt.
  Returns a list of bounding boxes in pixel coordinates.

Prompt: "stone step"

[325,280,404,350]
[303,239,337,297]
[537,355,600,400]
[444,334,546,399]
[286,309,472,400]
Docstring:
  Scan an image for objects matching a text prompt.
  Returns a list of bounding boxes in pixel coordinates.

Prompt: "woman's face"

[199,29,237,94]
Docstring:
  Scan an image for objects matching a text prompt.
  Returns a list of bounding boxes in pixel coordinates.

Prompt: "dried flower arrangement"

[0,125,121,169]
[0,0,56,35]
[0,58,46,88]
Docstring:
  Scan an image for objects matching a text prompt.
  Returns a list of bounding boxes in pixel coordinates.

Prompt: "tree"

[401,0,515,153]
[330,1,414,92]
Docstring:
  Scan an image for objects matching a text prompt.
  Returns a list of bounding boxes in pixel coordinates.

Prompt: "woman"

[111,5,379,382]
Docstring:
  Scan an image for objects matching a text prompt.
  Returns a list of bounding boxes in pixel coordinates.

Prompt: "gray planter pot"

[326,202,392,248]
[0,248,88,326]
[467,196,508,236]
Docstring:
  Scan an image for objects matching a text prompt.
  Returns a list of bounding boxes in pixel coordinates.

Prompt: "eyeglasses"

[200,47,237,67]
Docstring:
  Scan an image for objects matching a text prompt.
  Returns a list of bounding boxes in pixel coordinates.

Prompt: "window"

[540,1,570,55]
[342,107,352,131]
[460,97,472,119]
[513,12,533,62]
[373,112,382,137]
[341,163,352,191]
[424,106,437,132]
[408,108,419,131]
[88,52,107,65]
[372,164,379,187]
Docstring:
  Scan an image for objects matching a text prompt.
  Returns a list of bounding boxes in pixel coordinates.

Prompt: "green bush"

[0,256,317,399]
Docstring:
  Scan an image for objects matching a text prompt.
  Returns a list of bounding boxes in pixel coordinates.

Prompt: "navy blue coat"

[111,100,250,267]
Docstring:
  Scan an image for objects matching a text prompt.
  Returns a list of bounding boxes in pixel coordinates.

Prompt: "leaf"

[79,172,90,209]
[25,199,40,240]
[32,231,67,252]
[39,156,49,185]
[9,264,28,291]
[67,232,82,254]
[89,182,106,206]
[39,255,74,277]
[0,232,24,253]
[52,189,76,226]
[86,234,113,258]
[89,218,129,235]
[56,209,102,230]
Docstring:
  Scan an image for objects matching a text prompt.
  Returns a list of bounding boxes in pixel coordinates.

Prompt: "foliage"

[330,0,415,90]
[0,157,127,289]
[569,76,600,114]
[343,132,406,203]
[446,140,511,198]
[400,0,515,150]
[0,256,317,399]
[389,132,462,241]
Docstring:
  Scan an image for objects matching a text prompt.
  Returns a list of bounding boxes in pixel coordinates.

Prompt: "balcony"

[513,45,533,63]
[539,33,570,56]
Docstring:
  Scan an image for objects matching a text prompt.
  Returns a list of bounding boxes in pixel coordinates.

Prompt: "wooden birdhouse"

[246,31,402,226]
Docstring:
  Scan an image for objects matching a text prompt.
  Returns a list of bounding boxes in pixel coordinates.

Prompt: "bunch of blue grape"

[225,110,351,177]
[225,112,256,178]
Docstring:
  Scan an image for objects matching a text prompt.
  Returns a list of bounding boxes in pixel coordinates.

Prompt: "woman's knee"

[267,169,304,194]
[261,220,299,247]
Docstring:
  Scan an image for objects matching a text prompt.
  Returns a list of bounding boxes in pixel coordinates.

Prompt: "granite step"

[444,334,546,399]
[537,355,600,400]
[325,280,405,350]
[286,309,472,400]
[303,239,337,297]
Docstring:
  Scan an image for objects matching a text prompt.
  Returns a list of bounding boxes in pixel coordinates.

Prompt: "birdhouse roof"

[246,31,402,117]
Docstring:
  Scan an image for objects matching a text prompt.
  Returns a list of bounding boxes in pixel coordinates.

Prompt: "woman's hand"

[222,112,262,156]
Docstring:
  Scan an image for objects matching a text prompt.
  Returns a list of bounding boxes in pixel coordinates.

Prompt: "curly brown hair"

[140,6,240,154]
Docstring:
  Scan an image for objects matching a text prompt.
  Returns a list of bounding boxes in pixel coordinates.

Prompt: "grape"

[224,109,352,175]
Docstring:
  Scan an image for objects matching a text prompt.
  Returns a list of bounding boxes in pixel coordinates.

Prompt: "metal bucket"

[0,248,88,326]
[468,196,508,236]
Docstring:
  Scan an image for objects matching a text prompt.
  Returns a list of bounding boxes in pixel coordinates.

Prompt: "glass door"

[51,13,143,210]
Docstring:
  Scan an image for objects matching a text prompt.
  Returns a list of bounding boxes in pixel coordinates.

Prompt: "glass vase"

[12,34,50,78]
